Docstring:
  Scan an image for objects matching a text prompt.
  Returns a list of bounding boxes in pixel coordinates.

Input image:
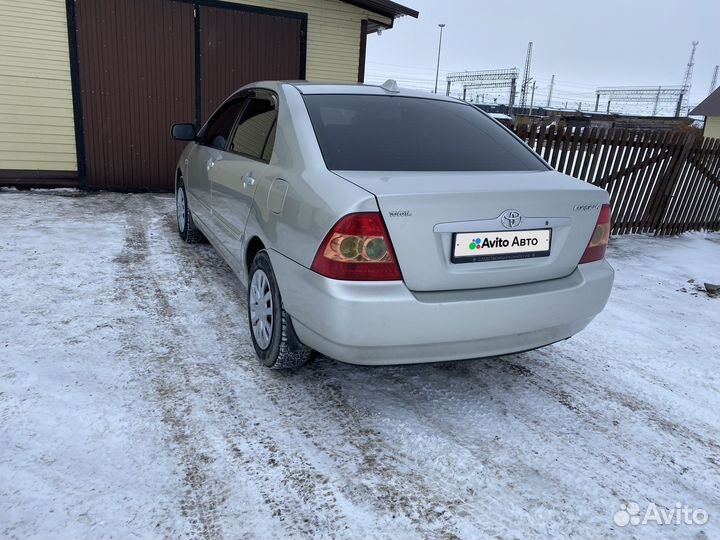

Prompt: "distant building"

[690,87,720,139]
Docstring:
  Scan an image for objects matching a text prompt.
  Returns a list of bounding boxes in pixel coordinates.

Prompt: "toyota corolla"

[171,80,614,369]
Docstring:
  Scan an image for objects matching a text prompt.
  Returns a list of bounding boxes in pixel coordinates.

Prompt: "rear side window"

[302,95,547,172]
[229,97,277,161]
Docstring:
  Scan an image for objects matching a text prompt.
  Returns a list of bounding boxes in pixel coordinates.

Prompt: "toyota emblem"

[500,209,523,229]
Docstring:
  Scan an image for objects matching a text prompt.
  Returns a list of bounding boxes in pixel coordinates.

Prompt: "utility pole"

[546,74,554,108]
[652,86,661,115]
[520,41,533,108]
[675,91,684,117]
[710,65,719,94]
[529,81,536,116]
[434,24,445,94]
[508,76,517,115]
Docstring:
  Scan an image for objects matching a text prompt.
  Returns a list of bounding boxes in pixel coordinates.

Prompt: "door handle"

[206,158,215,171]
[242,174,256,188]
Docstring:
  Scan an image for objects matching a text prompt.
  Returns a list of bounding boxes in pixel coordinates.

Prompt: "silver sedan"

[171,81,614,369]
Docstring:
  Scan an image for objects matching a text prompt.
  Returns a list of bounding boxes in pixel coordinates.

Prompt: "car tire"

[176,177,204,243]
[248,250,313,369]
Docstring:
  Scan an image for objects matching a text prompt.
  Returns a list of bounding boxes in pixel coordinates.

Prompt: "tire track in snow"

[114,205,229,539]
[522,347,720,508]
[526,347,720,464]
[454,352,720,513]
[153,202,473,539]
[147,195,720,538]
[146,197,354,538]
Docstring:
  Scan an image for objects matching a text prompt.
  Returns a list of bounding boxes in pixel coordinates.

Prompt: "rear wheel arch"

[245,236,266,274]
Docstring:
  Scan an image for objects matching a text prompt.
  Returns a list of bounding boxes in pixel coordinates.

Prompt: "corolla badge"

[500,209,522,229]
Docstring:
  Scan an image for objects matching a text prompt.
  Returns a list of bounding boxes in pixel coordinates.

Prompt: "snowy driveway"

[1,190,719,539]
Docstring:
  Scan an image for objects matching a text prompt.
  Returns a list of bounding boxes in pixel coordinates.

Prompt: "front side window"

[200,99,245,149]
[302,94,548,172]
[229,93,277,162]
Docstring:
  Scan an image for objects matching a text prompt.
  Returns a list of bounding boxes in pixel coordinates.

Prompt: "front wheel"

[248,250,313,369]
[176,177,204,243]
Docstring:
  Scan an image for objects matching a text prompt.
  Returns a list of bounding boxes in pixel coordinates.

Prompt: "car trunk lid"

[332,170,609,291]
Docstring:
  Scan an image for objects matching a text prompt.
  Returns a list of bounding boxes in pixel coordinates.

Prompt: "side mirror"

[171,123,196,141]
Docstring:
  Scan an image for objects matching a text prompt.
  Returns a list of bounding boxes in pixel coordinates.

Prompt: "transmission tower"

[710,65,719,95]
[519,42,533,108]
[595,86,686,116]
[680,41,699,114]
[446,68,519,112]
[546,74,554,108]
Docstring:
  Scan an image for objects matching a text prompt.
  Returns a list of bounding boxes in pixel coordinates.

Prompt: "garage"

[0,0,418,190]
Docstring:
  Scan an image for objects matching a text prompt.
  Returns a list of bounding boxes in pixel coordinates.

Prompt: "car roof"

[240,80,460,103]
[289,81,458,101]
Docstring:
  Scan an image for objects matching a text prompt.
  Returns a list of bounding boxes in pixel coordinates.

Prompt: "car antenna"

[380,79,400,93]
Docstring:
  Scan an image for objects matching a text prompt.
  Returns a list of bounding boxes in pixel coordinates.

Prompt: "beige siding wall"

[0,0,76,171]
[704,116,720,140]
[0,0,386,173]
[225,0,389,82]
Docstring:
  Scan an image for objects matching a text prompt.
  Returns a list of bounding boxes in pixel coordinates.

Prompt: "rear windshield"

[302,94,547,172]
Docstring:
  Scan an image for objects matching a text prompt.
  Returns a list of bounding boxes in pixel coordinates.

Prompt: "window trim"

[260,119,278,162]
[225,88,279,164]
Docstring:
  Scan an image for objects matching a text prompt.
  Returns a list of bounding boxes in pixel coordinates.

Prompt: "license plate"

[452,228,552,263]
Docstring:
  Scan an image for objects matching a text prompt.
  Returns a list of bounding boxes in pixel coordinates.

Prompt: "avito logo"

[469,236,540,250]
[468,237,483,250]
[470,237,511,250]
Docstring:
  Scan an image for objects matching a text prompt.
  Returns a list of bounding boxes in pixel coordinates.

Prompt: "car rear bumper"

[269,250,614,365]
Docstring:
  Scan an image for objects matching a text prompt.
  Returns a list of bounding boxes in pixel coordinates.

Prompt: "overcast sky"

[365,0,718,115]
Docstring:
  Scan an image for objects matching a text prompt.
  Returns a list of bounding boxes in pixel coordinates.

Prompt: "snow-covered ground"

[1,190,718,540]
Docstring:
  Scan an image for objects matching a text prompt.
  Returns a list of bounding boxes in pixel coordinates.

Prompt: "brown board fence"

[512,124,720,236]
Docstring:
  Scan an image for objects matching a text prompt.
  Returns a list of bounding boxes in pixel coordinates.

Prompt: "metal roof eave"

[339,0,418,32]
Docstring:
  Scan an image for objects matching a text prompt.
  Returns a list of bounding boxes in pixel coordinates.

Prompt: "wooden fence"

[512,125,720,235]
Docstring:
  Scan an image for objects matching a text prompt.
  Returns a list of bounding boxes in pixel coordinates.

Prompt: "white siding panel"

[705,116,720,139]
[0,0,77,171]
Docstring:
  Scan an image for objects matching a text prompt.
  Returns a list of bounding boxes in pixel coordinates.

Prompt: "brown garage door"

[73,0,306,190]
[199,5,305,124]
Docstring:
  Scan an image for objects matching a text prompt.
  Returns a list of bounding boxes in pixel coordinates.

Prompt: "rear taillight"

[311,212,402,281]
[579,204,611,264]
